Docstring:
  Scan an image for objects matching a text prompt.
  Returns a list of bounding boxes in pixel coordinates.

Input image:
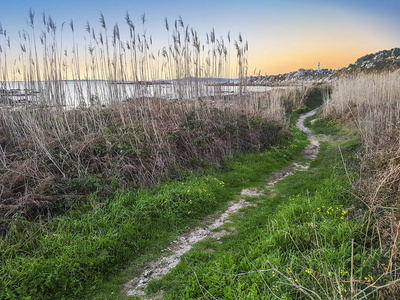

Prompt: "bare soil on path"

[123,108,320,298]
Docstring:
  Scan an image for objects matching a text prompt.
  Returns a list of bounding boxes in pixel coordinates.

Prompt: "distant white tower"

[317,62,321,71]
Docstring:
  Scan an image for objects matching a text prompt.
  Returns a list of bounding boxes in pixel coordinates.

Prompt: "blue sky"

[1,0,399,75]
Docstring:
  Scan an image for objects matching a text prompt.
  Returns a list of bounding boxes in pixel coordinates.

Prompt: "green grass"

[218,128,308,193]
[305,116,341,135]
[288,86,325,127]
[0,124,308,300]
[0,176,230,300]
[141,114,383,299]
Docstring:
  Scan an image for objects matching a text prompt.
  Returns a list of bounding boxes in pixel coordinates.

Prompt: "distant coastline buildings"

[247,66,335,86]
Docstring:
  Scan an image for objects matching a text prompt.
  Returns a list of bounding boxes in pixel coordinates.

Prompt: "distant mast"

[317,62,321,71]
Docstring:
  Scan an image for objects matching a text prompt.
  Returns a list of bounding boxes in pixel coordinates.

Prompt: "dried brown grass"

[0,12,308,220]
[0,87,304,219]
[323,72,400,295]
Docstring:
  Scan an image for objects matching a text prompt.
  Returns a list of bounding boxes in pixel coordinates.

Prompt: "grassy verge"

[0,124,308,300]
[288,85,325,126]
[141,113,385,299]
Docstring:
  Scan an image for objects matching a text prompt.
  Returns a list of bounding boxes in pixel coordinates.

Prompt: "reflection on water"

[0,80,273,108]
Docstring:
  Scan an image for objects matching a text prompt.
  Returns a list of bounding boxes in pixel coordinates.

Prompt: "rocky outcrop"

[247,68,336,86]
[340,48,400,74]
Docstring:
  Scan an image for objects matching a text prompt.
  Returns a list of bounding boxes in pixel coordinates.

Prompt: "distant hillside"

[342,48,400,73]
[246,68,335,86]
[245,48,400,86]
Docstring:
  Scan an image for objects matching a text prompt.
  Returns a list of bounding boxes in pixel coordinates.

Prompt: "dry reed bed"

[0,11,309,219]
[323,72,400,285]
[0,87,305,219]
[323,72,400,151]
[0,11,252,219]
[0,11,249,105]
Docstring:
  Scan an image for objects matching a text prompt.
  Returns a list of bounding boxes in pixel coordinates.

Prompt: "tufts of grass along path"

[143,114,385,299]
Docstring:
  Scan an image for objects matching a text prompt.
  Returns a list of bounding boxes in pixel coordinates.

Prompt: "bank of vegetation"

[0,11,311,300]
[323,72,400,297]
[0,97,311,300]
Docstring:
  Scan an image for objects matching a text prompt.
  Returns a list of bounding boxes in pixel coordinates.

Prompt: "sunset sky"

[1,0,399,76]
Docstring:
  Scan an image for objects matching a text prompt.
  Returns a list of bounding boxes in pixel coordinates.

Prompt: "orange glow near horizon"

[244,2,400,75]
[251,46,396,75]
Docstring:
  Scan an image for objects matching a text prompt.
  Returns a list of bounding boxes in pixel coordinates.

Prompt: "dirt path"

[123,108,320,298]
[296,109,320,160]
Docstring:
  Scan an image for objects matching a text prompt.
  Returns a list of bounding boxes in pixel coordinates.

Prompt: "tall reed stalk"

[323,72,400,152]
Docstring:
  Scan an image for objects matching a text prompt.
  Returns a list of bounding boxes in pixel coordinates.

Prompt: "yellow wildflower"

[364,274,373,282]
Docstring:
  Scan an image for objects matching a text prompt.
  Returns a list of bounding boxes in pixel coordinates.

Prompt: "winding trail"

[297,109,320,160]
[123,108,320,298]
